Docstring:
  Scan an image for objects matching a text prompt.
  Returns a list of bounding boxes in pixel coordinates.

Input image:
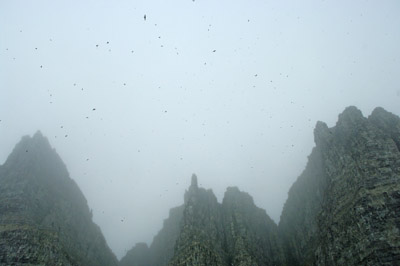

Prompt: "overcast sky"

[1,0,400,259]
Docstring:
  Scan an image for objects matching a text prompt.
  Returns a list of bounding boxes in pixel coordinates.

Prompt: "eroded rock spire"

[191,173,198,188]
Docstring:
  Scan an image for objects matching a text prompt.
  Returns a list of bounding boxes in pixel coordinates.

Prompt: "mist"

[1,0,400,259]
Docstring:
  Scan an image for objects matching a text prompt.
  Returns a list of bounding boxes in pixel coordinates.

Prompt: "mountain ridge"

[1,106,399,265]
[122,106,400,266]
[0,131,118,266]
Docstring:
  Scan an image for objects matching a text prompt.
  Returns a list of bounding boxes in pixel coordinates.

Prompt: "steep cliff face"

[278,145,328,265]
[120,242,150,266]
[6,106,396,265]
[125,103,400,265]
[222,187,285,266]
[0,131,118,266]
[148,205,184,266]
[123,174,284,266]
[169,174,228,265]
[279,106,400,265]
[120,205,184,266]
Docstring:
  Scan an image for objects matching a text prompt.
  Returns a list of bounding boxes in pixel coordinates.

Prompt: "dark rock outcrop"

[120,205,184,266]
[222,187,285,266]
[169,174,228,265]
[0,131,118,266]
[123,106,400,266]
[123,175,285,266]
[147,205,184,266]
[279,106,400,265]
[2,105,399,266]
[120,243,150,266]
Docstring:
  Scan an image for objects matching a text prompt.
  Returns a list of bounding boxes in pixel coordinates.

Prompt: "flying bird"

[144,14,146,21]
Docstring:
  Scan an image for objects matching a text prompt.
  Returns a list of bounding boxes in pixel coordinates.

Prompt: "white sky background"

[1,0,400,259]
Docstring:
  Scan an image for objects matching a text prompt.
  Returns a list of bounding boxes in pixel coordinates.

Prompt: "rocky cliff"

[222,187,284,266]
[123,106,400,266]
[0,131,118,266]
[2,106,399,266]
[169,175,228,265]
[120,205,184,266]
[279,106,400,265]
[122,175,285,266]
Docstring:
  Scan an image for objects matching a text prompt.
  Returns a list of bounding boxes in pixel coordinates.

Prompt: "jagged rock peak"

[223,186,255,206]
[314,106,367,146]
[119,243,150,266]
[123,106,400,266]
[371,106,388,116]
[33,129,44,138]
[23,130,50,147]
[314,121,331,146]
[369,106,400,124]
[0,131,118,265]
[225,186,240,194]
[191,173,198,189]
[8,130,51,155]
[369,106,400,152]
[279,106,400,265]
[336,105,365,130]
[184,173,202,204]
[3,130,65,173]
[337,105,364,121]
[370,106,396,117]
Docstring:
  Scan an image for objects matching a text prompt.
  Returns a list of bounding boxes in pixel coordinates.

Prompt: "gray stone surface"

[2,106,399,265]
[279,106,400,265]
[0,132,118,266]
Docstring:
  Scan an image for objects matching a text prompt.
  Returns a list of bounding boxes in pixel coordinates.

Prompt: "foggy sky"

[1,0,400,259]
